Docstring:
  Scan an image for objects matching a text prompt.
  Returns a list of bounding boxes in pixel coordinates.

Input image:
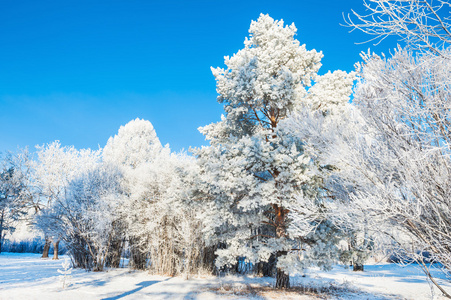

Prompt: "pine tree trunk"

[52,240,60,260]
[42,239,51,258]
[273,204,290,289]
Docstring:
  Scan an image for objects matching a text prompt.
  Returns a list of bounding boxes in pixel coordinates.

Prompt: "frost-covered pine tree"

[196,14,354,288]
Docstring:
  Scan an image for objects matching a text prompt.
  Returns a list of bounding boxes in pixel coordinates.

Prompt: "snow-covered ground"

[1,253,450,299]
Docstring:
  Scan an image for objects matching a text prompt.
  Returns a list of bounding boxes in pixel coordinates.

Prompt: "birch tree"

[345,0,451,57]
[353,48,451,297]
[342,0,451,296]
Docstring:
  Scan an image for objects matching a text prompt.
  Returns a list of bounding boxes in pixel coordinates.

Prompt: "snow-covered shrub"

[55,163,126,271]
[58,258,72,289]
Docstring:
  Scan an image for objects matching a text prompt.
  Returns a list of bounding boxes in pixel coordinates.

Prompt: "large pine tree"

[196,14,354,288]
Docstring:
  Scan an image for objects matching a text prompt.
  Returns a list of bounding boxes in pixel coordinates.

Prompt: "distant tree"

[103,118,164,269]
[104,118,211,275]
[196,14,355,288]
[103,118,163,169]
[33,141,101,259]
[0,149,32,253]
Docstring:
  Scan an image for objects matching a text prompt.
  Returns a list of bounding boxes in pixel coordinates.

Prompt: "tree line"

[2,1,451,294]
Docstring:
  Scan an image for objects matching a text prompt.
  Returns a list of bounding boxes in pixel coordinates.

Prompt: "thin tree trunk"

[273,204,290,289]
[129,238,146,270]
[42,238,51,258]
[256,253,276,277]
[349,236,364,271]
[106,240,122,268]
[52,240,60,260]
[202,245,217,274]
[275,267,290,289]
[0,210,4,254]
[418,257,451,299]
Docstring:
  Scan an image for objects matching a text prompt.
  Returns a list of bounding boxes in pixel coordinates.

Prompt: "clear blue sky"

[0,0,397,153]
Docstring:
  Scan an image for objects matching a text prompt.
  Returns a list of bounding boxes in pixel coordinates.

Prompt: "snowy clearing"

[1,253,451,299]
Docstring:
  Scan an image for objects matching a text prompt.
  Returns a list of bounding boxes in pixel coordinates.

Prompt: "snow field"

[1,253,451,299]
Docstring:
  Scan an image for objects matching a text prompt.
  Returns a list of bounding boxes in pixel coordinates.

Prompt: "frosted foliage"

[198,128,316,215]
[124,150,176,242]
[350,48,451,272]
[104,119,208,275]
[205,14,323,141]
[34,141,101,206]
[27,119,209,274]
[346,0,451,58]
[32,141,102,249]
[284,103,382,267]
[57,163,125,271]
[203,14,354,143]
[197,14,355,277]
[285,46,451,291]
[304,71,355,113]
[0,149,32,245]
[123,149,207,275]
[279,221,341,273]
[103,118,162,169]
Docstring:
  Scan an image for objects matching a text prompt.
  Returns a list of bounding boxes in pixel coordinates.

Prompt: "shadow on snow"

[101,279,168,300]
